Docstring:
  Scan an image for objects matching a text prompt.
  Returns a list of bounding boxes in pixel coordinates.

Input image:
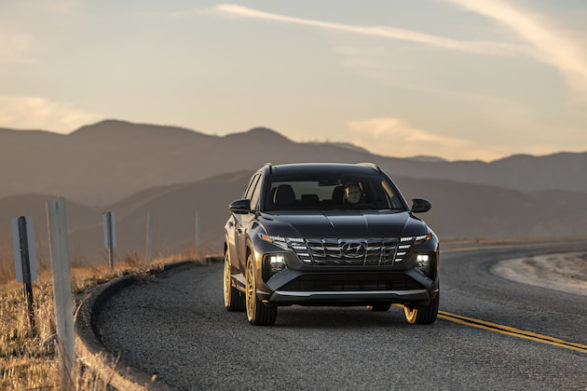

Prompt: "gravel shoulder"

[491,252,587,296]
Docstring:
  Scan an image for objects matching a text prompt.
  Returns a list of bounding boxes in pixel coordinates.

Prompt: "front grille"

[287,238,411,265]
[282,274,422,291]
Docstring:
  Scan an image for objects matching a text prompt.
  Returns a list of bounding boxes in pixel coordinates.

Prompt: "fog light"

[268,254,286,272]
[416,254,429,265]
[416,254,431,276]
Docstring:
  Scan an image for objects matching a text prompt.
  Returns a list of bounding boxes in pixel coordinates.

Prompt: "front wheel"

[245,254,277,326]
[224,251,245,311]
[404,293,439,324]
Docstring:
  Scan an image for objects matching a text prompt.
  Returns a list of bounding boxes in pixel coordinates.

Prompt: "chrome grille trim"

[287,238,409,265]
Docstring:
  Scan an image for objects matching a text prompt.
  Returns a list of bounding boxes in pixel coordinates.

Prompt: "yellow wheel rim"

[223,252,231,307]
[246,257,256,321]
[404,306,419,324]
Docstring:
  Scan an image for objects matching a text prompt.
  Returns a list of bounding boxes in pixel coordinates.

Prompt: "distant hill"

[0,194,100,264]
[1,171,585,263]
[405,155,448,163]
[0,119,586,205]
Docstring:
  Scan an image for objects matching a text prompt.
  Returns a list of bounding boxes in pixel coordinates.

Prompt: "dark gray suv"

[223,163,439,325]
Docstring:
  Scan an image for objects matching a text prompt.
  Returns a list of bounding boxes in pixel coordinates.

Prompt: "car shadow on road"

[272,306,428,329]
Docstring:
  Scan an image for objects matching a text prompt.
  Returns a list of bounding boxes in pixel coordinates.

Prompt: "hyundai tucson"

[223,163,439,326]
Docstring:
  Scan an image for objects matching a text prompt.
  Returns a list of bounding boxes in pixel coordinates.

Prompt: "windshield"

[263,173,406,211]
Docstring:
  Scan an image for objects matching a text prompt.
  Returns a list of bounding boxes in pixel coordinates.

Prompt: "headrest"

[331,185,345,204]
[273,184,296,206]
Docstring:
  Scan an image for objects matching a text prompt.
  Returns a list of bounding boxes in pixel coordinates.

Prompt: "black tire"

[367,303,391,312]
[224,251,245,312]
[404,293,439,325]
[245,254,277,325]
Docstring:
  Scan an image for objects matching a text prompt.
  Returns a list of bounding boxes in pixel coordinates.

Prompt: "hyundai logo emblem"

[340,241,365,258]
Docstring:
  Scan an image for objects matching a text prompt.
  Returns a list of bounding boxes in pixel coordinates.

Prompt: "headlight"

[415,233,432,242]
[396,233,431,263]
[400,233,431,243]
[259,233,288,249]
[259,233,286,243]
[259,233,304,250]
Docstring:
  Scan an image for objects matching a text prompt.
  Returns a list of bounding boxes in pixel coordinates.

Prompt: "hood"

[259,210,427,239]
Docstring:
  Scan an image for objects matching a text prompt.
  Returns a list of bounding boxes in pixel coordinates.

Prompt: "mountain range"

[1,119,586,205]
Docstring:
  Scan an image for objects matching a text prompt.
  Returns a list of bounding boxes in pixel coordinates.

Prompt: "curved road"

[97,241,587,390]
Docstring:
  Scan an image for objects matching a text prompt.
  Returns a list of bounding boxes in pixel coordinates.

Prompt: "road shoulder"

[491,252,587,296]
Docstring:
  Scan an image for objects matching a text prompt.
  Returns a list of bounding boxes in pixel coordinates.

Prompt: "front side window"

[249,175,263,210]
[263,173,405,211]
[243,174,260,199]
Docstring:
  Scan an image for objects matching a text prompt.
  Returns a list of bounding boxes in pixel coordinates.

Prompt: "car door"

[241,172,264,266]
[235,173,261,271]
[227,173,257,274]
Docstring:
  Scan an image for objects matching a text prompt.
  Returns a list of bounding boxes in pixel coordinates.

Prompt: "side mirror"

[411,198,431,213]
[229,199,251,214]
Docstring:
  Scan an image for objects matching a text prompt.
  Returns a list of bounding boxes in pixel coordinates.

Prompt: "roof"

[269,163,380,176]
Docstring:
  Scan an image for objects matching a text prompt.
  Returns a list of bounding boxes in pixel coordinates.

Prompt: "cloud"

[143,8,210,19]
[214,3,587,90]
[0,33,33,65]
[442,0,587,89]
[0,95,101,133]
[214,4,520,55]
[346,117,506,161]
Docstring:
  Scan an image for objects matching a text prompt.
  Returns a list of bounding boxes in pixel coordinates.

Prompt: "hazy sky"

[1,0,586,161]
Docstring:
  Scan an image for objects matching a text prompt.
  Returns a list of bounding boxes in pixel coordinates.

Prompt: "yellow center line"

[439,310,587,354]
[439,311,579,346]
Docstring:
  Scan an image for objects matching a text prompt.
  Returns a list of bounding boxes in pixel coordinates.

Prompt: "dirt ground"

[492,252,587,296]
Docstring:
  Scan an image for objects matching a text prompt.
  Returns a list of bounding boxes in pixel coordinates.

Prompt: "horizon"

[1,1,586,160]
[3,117,586,163]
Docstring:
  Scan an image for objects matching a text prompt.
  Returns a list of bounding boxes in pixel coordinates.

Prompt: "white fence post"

[46,197,75,390]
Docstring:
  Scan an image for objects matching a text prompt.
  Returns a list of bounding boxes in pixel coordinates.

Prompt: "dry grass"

[0,245,197,390]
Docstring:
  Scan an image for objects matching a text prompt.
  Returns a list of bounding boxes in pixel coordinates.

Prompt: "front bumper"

[252,231,440,307]
[269,288,431,305]
[261,267,437,306]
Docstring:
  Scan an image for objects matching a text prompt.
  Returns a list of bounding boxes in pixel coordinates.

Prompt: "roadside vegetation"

[0,241,201,390]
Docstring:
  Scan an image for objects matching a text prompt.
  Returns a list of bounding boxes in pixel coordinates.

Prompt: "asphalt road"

[97,241,587,390]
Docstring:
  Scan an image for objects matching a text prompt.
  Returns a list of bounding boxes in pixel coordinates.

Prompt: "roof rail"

[357,162,382,173]
[263,162,273,175]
